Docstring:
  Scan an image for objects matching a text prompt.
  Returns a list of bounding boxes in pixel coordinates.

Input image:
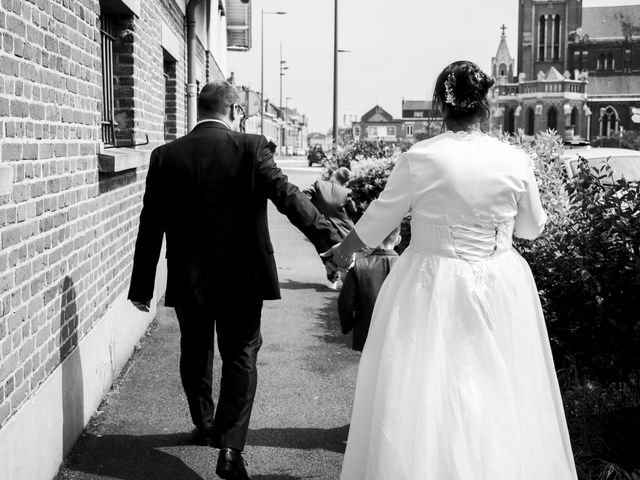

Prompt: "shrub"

[347,157,397,218]
[506,131,640,477]
[322,140,394,177]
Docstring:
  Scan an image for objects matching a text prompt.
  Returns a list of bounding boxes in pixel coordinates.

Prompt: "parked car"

[294,147,306,156]
[561,147,640,183]
[307,144,327,166]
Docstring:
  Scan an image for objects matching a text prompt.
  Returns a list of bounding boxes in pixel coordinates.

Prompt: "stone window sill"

[0,165,13,196]
[98,148,150,173]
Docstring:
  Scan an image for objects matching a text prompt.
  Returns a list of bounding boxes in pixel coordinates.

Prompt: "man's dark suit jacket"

[128,121,341,307]
[338,248,399,351]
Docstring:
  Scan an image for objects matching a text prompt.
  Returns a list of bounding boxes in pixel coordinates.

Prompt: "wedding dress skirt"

[340,216,577,480]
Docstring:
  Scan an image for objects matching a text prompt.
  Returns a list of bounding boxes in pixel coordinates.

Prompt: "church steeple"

[491,24,515,84]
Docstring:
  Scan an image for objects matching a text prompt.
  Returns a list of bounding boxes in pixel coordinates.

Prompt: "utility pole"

[280,43,288,155]
[260,10,287,136]
[332,0,338,154]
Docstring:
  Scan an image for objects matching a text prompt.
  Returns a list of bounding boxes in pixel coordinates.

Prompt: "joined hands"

[321,243,354,282]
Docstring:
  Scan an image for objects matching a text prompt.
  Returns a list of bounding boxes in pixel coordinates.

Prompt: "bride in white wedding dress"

[324,61,578,480]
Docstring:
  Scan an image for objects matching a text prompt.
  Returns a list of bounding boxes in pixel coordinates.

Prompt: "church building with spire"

[489,1,640,141]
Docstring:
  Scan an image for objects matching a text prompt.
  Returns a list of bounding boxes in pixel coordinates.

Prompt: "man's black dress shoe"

[190,427,213,446]
[216,448,250,480]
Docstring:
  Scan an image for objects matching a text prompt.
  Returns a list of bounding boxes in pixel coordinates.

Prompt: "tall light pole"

[333,48,350,152]
[279,43,289,155]
[332,0,338,153]
[261,10,287,136]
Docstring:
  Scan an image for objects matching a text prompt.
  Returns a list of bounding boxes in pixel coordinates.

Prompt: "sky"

[228,0,640,133]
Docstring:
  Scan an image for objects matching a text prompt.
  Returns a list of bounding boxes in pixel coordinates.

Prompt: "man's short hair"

[197,80,240,116]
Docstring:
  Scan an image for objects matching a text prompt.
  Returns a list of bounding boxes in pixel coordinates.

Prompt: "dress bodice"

[354,131,547,250]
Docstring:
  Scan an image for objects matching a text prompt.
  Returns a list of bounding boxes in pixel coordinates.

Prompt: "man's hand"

[320,243,353,277]
[131,300,150,312]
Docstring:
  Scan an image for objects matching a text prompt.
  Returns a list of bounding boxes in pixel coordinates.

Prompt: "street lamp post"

[261,10,287,137]
[332,0,338,153]
[279,43,289,155]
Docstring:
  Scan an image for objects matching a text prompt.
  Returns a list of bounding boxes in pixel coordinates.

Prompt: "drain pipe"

[187,0,204,131]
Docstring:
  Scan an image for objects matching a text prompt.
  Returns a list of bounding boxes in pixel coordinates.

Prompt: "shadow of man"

[60,432,205,480]
[61,275,84,458]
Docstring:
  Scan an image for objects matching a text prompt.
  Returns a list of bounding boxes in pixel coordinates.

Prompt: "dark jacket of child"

[338,248,399,351]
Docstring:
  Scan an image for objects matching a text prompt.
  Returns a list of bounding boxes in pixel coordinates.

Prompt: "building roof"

[402,100,432,110]
[545,66,565,81]
[582,5,640,39]
[361,105,394,122]
[587,74,640,95]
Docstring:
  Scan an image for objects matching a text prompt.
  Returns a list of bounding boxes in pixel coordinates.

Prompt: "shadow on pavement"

[279,279,333,293]
[59,432,204,480]
[247,424,349,453]
[314,297,349,346]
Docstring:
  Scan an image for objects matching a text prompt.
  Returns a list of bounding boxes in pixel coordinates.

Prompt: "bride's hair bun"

[433,61,494,121]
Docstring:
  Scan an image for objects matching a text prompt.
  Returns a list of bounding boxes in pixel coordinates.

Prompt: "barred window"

[100,14,115,145]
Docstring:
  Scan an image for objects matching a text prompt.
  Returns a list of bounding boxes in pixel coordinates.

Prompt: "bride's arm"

[514,157,548,240]
[324,155,412,265]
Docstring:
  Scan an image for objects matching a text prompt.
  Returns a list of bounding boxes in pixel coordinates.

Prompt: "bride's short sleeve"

[354,155,412,248]
[514,156,548,240]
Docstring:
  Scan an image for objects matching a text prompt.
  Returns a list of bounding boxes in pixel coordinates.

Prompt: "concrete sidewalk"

[56,161,361,480]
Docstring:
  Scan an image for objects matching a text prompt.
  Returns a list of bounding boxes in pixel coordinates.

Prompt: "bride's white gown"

[340,131,577,480]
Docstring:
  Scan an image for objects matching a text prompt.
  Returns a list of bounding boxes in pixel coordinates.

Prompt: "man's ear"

[229,104,237,122]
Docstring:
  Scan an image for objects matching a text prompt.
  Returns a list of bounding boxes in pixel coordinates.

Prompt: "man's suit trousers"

[175,298,263,450]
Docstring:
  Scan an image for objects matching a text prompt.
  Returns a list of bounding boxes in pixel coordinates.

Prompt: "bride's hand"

[321,243,354,271]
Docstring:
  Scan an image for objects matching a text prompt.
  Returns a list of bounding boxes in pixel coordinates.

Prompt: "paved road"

[57,157,360,480]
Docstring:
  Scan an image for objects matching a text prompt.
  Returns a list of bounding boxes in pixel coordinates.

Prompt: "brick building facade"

[0,1,250,478]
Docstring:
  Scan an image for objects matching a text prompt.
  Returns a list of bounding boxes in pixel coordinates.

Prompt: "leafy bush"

[322,140,394,176]
[347,157,397,218]
[563,374,640,479]
[505,130,640,477]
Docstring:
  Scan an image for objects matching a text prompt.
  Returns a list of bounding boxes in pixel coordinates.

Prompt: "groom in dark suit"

[128,80,340,479]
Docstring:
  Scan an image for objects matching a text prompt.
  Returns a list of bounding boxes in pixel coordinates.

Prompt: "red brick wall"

[0,0,199,428]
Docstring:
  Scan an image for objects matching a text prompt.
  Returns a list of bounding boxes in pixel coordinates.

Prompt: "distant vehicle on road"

[307,144,327,167]
[294,147,306,156]
[561,147,640,183]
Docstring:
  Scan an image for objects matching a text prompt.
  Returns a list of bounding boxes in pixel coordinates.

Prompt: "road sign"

[631,107,640,115]
[632,114,640,123]
[236,87,261,117]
